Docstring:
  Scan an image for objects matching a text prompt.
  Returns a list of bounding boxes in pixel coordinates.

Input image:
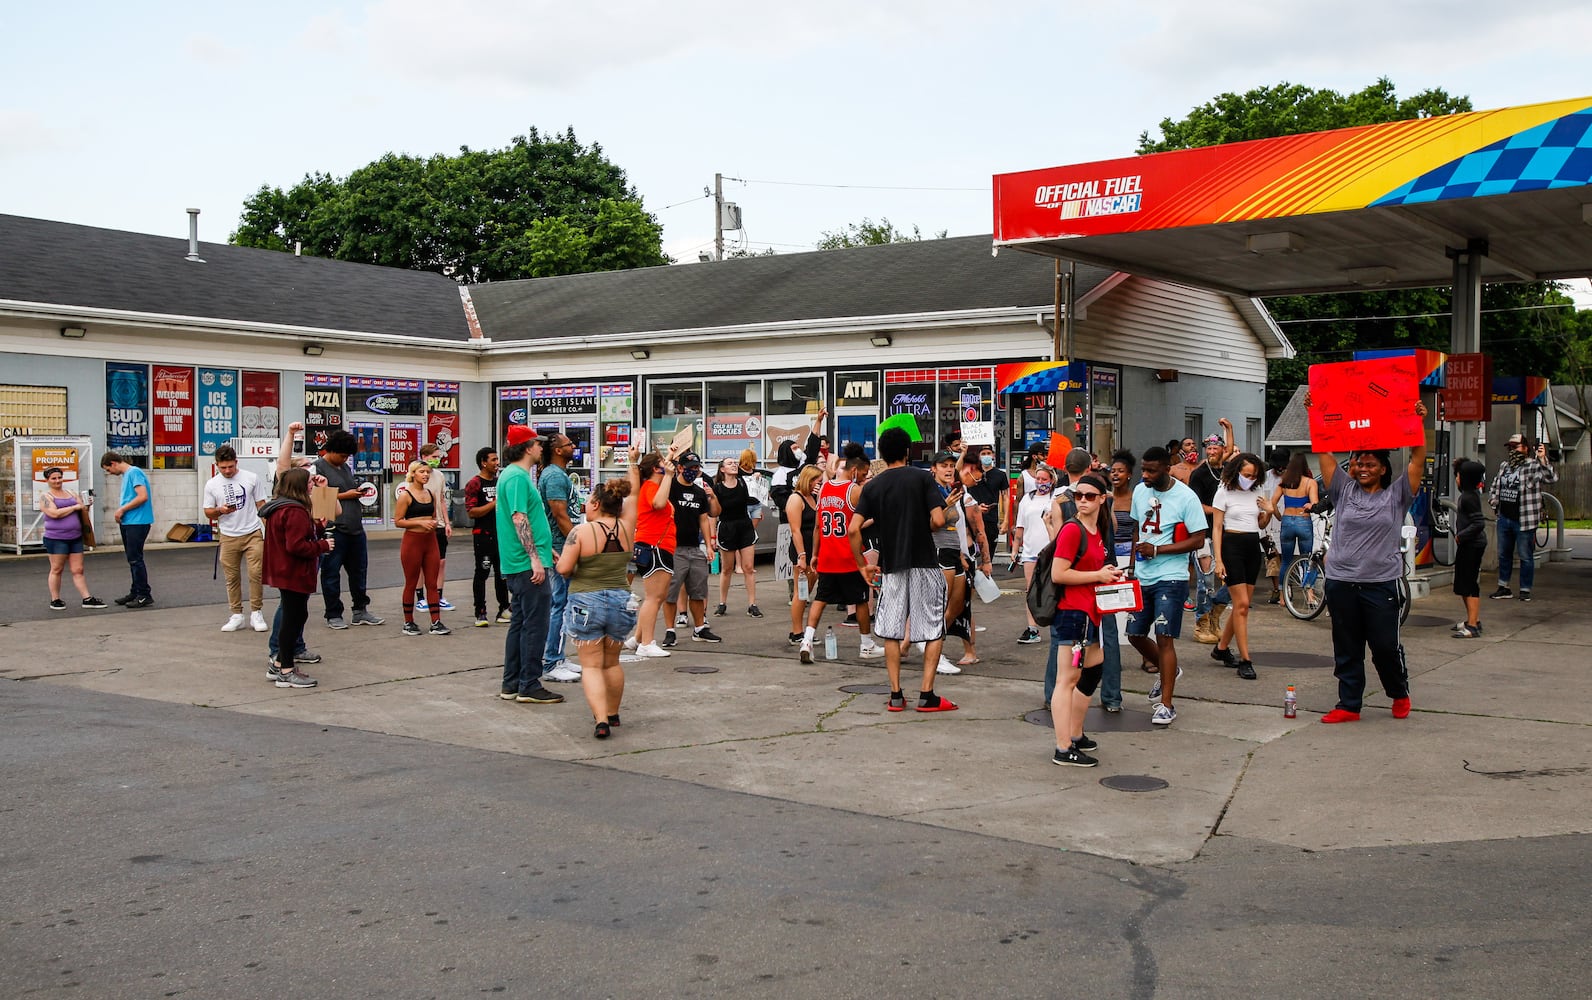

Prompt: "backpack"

[1026,517,1089,627]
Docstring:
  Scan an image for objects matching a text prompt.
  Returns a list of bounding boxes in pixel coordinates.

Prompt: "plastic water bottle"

[798,574,810,602]
[624,590,641,613]
[824,626,838,660]
[1284,685,1297,718]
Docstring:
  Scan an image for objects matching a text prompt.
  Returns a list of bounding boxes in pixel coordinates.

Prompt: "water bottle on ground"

[824,626,838,660]
[1284,685,1297,718]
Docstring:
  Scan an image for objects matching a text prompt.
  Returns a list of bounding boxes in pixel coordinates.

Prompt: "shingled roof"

[468,235,1117,340]
[0,214,472,341]
[1266,384,1311,447]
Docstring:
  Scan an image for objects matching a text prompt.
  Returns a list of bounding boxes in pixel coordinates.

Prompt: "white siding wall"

[1074,277,1268,383]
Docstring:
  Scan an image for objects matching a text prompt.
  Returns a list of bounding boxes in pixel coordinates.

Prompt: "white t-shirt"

[203,470,265,536]
[1212,484,1264,534]
[1016,492,1052,560]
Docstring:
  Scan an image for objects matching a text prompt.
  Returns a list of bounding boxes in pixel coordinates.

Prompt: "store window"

[765,376,824,459]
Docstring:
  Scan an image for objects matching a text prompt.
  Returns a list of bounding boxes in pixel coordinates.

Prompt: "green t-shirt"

[495,463,552,575]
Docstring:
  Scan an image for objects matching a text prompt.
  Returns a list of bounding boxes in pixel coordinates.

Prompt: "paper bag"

[310,485,342,522]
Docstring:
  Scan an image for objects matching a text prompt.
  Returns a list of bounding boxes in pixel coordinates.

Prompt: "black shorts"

[434,527,449,559]
[1220,531,1263,587]
[814,570,868,607]
[633,542,675,579]
[1452,545,1484,598]
[718,518,757,552]
[936,546,962,572]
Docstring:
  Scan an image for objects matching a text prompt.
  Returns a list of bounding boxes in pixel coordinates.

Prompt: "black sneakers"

[746,605,764,618]
[1211,646,1238,667]
[1072,734,1098,753]
[661,629,678,648]
[692,627,723,643]
[1489,587,1513,600]
[713,603,727,617]
[1053,747,1099,767]
[1236,660,1257,680]
[82,596,107,609]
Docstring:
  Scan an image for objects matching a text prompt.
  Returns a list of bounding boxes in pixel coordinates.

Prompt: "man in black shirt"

[465,446,510,627]
[851,427,957,713]
[1187,421,1234,643]
[662,453,722,647]
[314,430,384,629]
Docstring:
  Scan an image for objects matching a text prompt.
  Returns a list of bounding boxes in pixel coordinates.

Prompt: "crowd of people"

[40,400,1565,761]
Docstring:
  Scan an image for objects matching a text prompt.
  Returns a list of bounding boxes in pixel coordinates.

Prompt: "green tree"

[230,128,670,281]
[815,217,948,250]
[1139,79,1576,422]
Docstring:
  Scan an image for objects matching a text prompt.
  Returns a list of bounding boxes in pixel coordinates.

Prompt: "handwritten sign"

[1308,356,1424,451]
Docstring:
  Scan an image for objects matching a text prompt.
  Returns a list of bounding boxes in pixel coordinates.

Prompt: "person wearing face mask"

[1488,433,1558,602]
[1208,453,1275,680]
[1307,395,1427,723]
[966,444,1009,565]
[1012,464,1056,644]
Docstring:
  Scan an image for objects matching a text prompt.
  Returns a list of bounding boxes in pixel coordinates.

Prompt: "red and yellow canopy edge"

[994,96,1592,243]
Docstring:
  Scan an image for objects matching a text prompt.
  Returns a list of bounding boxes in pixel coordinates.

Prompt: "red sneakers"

[1320,708,1361,724]
[1391,697,1411,719]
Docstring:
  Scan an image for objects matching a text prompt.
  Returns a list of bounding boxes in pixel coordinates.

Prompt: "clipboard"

[1093,579,1142,614]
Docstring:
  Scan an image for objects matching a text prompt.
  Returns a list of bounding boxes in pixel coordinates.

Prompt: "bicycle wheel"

[1428,498,1456,567]
[1535,515,1550,549]
[1396,576,1411,626]
[1283,557,1327,621]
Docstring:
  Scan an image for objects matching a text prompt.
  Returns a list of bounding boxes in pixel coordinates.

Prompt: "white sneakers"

[546,664,582,682]
[859,644,884,660]
[936,656,961,675]
[221,614,246,632]
[250,610,268,632]
[623,635,638,652]
[635,642,671,658]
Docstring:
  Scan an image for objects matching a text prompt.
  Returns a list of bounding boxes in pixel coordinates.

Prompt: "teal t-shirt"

[120,466,154,526]
[539,464,572,549]
[1129,479,1207,584]
[495,463,552,575]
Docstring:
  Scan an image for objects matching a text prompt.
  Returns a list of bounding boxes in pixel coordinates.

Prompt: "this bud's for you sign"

[1308,356,1424,452]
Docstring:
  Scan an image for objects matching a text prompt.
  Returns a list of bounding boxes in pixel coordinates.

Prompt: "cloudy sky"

[4,0,1590,293]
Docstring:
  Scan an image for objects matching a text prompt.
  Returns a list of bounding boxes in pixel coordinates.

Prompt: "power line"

[1273,302,1576,324]
[737,177,984,193]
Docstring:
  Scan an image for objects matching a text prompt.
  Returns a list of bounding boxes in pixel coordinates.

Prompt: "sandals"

[594,721,611,739]
[1140,660,1159,674]
[956,656,982,667]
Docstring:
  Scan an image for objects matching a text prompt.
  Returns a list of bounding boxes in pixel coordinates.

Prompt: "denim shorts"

[566,589,637,644]
[43,537,85,555]
[1050,609,1099,646]
[1125,579,1188,639]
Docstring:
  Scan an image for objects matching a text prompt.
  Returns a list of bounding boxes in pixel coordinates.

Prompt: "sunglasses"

[1072,490,1103,500]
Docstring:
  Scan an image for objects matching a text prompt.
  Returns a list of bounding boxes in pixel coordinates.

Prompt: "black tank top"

[403,487,434,520]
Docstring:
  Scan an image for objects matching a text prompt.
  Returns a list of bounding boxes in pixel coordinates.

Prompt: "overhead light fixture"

[1342,265,1397,286]
[869,334,893,348]
[302,344,324,357]
[1154,369,1179,383]
[1246,231,1301,255]
[60,326,87,339]
[631,348,650,360]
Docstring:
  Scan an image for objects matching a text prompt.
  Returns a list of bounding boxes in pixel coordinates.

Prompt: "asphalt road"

[4,681,1589,999]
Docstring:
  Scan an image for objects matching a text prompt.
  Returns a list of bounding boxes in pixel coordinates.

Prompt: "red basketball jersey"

[814,478,859,574]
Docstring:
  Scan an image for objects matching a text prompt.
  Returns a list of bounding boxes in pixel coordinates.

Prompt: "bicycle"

[1283,509,1411,626]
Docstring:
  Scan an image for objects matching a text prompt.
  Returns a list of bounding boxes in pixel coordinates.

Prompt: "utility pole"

[714,172,724,262]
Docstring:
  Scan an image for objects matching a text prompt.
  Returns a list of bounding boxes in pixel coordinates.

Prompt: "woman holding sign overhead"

[1307,394,1427,724]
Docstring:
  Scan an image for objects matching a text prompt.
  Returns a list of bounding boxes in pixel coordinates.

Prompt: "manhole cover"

[674,665,719,674]
[1251,652,1335,669]
[839,684,892,694]
[1406,614,1452,628]
[1023,707,1144,730]
[1100,775,1169,792]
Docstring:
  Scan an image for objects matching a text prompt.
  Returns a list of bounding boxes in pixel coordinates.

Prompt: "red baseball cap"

[506,425,537,446]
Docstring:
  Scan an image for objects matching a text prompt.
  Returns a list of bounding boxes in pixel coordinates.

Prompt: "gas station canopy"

[993,96,1592,296]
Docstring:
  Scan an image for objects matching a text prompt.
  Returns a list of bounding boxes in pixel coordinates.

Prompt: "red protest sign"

[1045,432,1073,470]
[1308,356,1424,452]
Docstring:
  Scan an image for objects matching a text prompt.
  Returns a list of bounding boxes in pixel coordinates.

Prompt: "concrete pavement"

[6,539,1589,867]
